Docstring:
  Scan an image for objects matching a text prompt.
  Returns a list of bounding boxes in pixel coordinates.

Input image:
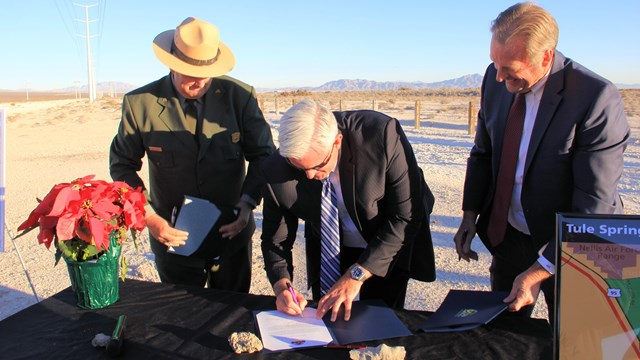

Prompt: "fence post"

[468,101,476,135]
[372,99,376,111]
[339,99,343,111]
[414,100,421,129]
[275,97,279,115]
[292,98,295,108]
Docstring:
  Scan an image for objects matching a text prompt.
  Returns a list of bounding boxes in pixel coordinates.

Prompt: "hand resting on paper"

[316,273,367,322]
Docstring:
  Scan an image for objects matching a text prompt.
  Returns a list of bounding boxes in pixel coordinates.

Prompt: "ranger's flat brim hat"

[152,17,235,78]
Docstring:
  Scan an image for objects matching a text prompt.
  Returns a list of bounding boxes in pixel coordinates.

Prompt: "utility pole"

[74,81,81,99]
[75,3,98,103]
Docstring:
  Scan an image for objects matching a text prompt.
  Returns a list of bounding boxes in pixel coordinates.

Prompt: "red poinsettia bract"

[18,175,146,251]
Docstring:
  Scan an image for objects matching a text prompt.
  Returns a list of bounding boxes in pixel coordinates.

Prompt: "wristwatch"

[349,264,367,282]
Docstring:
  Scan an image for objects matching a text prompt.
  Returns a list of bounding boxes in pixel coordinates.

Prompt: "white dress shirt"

[506,71,556,274]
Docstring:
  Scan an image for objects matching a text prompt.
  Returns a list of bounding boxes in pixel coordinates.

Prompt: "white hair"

[278,99,338,159]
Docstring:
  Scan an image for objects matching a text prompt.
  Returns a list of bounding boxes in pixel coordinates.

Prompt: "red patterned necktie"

[486,93,526,247]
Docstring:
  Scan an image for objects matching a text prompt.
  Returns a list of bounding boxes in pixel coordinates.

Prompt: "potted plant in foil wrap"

[17,175,146,309]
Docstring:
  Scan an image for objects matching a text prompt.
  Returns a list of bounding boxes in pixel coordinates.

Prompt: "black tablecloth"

[0,279,552,359]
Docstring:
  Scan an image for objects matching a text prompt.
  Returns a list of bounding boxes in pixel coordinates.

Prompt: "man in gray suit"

[261,100,436,321]
[454,2,629,323]
[110,17,275,291]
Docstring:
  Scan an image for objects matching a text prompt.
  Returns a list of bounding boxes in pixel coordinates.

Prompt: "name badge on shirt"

[231,132,240,143]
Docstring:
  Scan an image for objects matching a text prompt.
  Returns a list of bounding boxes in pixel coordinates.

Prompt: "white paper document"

[255,308,333,351]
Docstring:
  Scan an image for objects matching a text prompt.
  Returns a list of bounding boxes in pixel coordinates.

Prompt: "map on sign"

[555,213,640,360]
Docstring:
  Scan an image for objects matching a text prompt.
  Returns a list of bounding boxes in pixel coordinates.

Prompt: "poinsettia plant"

[17,175,146,271]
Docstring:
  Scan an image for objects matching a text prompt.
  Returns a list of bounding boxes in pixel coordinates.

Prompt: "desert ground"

[1,88,638,322]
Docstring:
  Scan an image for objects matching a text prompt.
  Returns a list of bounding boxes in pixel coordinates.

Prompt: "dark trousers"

[490,223,555,325]
[153,240,252,293]
[311,246,409,309]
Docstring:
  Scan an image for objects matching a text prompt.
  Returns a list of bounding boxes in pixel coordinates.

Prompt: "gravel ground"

[2,96,638,321]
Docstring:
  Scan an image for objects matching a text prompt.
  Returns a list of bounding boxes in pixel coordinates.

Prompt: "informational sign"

[0,108,5,252]
[555,213,640,359]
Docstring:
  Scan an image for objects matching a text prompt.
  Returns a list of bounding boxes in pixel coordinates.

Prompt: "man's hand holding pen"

[273,279,307,316]
[287,282,304,318]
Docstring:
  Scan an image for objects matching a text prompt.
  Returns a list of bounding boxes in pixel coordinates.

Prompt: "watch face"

[351,266,364,280]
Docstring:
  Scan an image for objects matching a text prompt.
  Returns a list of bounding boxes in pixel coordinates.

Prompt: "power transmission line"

[94,0,107,94]
[55,1,105,100]
[55,0,83,55]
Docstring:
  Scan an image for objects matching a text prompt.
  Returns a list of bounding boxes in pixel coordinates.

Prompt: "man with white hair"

[260,99,436,321]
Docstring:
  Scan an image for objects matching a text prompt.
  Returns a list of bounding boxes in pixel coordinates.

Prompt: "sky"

[2,0,640,91]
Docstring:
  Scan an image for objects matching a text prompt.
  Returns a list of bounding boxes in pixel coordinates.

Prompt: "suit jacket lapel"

[199,79,231,159]
[494,92,516,173]
[337,130,363,231]
[155,76,198,154]
[524,52,565,174]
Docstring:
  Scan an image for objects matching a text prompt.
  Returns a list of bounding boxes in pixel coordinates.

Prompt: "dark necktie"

[320,178,341,296]
[185,100,201,147]
[486,93,526,248]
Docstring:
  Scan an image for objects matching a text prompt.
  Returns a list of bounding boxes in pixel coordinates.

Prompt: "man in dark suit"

[261,99,436,321]
[109,17,275,291]
[454,2,629,322]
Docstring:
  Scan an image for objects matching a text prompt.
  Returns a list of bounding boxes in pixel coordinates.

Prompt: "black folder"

[167,196,221,256]
[327,299,412,344]
[419,290,509,332]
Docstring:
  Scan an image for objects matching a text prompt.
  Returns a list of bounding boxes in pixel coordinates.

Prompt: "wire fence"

[258,92,481,135]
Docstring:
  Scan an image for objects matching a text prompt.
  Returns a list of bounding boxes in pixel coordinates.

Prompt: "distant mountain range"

[78,75,487,93]
[65,82,136,94]
[259,74,485,92]
[3,74,639,94]
[617,83,640,89]
[0,82,139,95]
[260,73,638,91]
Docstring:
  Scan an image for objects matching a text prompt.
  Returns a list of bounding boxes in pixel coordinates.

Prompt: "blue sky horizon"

[3,1,639,91]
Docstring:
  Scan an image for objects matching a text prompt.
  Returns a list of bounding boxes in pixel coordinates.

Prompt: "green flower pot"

[63,235,122,309]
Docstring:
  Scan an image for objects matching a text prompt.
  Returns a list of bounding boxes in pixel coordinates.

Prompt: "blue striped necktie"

[320,178,341,296]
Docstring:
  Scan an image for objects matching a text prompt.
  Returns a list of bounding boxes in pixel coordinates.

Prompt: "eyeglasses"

[286,144,335,172]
